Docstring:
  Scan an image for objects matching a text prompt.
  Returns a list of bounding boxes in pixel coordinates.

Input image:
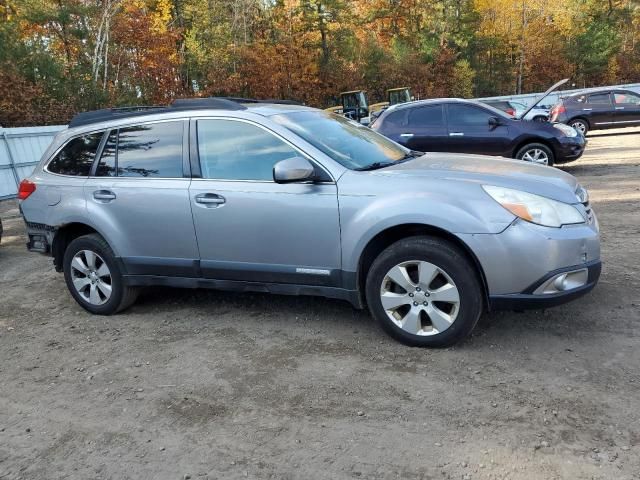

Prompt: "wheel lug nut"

[423,301,428,306]
[425,292,430,297]
[413,302,418,306]
[409,293,414,297]
[416,287,421,292]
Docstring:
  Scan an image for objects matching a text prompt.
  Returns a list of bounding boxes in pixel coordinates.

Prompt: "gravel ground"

[1,128,639,480]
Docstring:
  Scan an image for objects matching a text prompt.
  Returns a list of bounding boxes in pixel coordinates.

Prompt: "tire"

[532,116,548,123]
[569,118,589,136]
[63,233,138,314]
[365,236,483,348]
[515,143,554,166]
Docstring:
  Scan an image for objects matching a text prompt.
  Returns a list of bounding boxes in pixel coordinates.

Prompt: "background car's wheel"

[63,233,138,314]
[365,236,483,348]
[532,115,548,122]
[569,119,588,136]
[515,143,554,166]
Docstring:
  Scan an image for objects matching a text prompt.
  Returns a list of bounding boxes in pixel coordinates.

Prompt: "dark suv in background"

[371,98,585,166]
[550,88,640,135]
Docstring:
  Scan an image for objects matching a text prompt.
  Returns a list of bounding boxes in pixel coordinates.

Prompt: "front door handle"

[400,133,414,138]
[449,132,464,137]
[93,190,116,202]
[582,108,593,111]
[615,106,625,110]
[195,193,226,206]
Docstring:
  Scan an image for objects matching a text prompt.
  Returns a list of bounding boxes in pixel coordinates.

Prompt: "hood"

[374,152,580,204]
[518,78,569,120]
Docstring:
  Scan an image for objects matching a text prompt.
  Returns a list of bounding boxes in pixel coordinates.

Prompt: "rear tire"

[63,234,138,314]
[365,236,483,348]
[569,118,589,136]
[515,143,554,166]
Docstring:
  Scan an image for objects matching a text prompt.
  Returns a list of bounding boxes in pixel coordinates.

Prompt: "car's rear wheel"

[569,119,589,136]
[63,234,138,314]
[515,143,554,166]
[365,236,483,347]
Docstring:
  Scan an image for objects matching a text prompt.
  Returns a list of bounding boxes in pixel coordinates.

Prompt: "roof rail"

[68,96,301,128]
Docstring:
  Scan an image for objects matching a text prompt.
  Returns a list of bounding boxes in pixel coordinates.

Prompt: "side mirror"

[488,116,503,128]
[273,157,315,183]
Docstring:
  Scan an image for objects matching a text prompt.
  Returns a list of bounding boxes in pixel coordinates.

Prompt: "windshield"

[272,111,408,170]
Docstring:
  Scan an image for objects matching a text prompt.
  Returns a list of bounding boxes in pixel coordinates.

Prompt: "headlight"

[553,123,578,137]
[483,185,585,227]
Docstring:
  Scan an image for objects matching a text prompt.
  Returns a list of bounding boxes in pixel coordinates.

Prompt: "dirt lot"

[1,128,639,480]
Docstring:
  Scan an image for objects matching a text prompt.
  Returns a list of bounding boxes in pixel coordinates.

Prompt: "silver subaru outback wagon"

[18,98,601,347]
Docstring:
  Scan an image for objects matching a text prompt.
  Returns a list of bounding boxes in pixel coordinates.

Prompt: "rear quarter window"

[47,132,104,176]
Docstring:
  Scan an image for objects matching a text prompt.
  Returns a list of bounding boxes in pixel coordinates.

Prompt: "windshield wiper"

[354,161,395,171]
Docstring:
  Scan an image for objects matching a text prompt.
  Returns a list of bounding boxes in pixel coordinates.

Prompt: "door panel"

[445,104,511,156]
[190,118,341,286]
[583,92,614,127]
[85,120,199,276]
[396,105,449,152]
[612,91,640,125]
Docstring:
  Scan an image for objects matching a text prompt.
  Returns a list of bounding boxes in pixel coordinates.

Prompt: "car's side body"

[551,88,640,132]
[20,103,600,320]
[371,99,585,164]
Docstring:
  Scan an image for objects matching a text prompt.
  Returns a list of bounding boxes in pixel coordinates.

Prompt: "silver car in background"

[18,98,601,347]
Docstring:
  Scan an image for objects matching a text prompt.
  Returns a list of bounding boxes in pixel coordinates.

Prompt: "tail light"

[18,179,36,200]
[506,108,516,117]
[550,104,565,121]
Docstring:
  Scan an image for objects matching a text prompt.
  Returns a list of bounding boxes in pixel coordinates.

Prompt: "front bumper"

[555,136,586,163]
[458,213,600,310]
[489,260,601,310]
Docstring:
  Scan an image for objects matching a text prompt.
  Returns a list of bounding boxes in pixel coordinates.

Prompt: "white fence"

[0,126,65,200]
[477,82,640,107]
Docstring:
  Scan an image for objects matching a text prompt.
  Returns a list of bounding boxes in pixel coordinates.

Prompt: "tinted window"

[96,122,183,178]
[197,120,300,181]
[48,132,103,176]
[117,122,183,178]
[447,104,493,126]
[588,93,611,105]
[383,110,408,127]
[614,92,640,104]
[96,130,117,177]
[408,105,444,128]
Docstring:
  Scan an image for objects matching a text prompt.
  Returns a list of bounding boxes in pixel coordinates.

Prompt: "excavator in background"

[325,88,413,124]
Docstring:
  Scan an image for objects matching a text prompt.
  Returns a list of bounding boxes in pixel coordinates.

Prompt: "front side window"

[614,92,640,105]
[197,119,300,181]
[95,121,183,178]
[588,93,611,105]
[48,132,103,176]
[447,104,494,126]
[272,111,408,170]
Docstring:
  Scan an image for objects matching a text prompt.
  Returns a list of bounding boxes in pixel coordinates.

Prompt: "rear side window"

[614,92,640,104]
[197,119,300,181]
[587,93,611,105]
[47,132,103,176]
[408,105,444,127]
[96,121,184,178]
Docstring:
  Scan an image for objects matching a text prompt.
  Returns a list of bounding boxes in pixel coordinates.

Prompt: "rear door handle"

[399,133,414,138]
[615,107,625,110]
[93,190,116,201]
[449,132,464,137]
[195,193,226,206]
[582,108,593,111]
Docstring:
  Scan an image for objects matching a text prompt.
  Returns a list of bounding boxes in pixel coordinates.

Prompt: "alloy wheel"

[521,148,549,165]
[379,260,460,336]
[70,249,112,305]
[571,121,587,135]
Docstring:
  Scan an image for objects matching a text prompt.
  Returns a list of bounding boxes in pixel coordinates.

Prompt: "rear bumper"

[489,260,601,310]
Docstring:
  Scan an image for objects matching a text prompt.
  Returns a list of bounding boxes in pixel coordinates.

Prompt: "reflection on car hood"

[377,152,580,204]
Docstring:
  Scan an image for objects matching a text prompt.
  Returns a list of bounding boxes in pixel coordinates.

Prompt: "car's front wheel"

[365,236,483,347]
[515,143,554,166]
[63,233,138,314]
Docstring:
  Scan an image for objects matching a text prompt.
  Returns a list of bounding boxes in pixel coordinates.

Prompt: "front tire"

[515,143,554,166]
[365,236,483,348]
[63,234,138,314]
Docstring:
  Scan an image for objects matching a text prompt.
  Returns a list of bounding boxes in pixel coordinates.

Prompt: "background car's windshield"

[272,111,408,169]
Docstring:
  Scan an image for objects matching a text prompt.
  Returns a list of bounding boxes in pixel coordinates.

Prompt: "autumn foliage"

[0,0,639,126]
